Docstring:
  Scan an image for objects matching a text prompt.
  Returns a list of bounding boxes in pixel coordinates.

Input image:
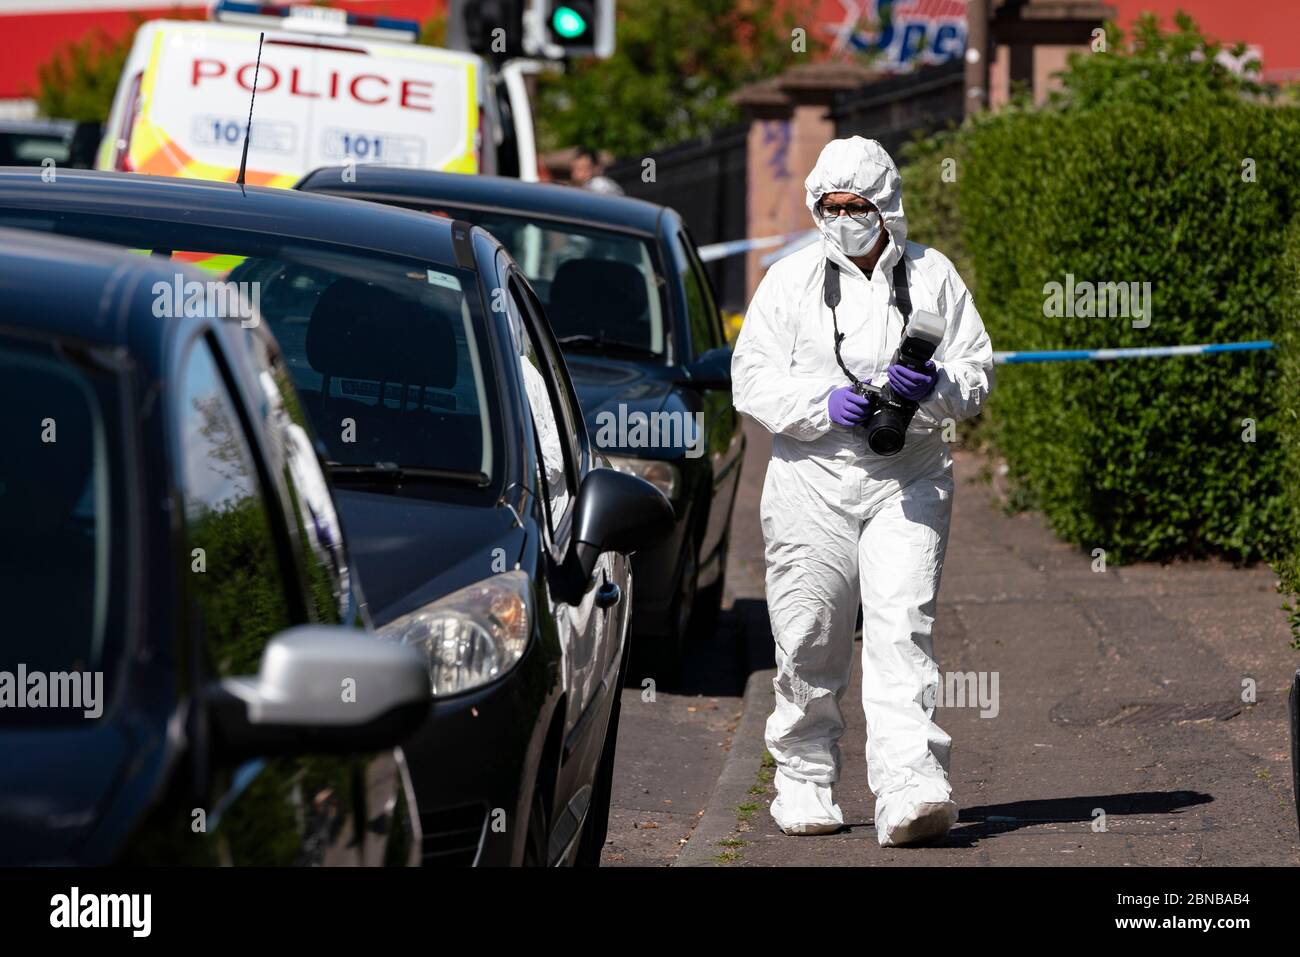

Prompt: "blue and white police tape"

[697,229,818,263]
[993,340,1273,365]
[694,234,1277,367]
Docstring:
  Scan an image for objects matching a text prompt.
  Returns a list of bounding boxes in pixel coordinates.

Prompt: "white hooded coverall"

[731,137,993,845]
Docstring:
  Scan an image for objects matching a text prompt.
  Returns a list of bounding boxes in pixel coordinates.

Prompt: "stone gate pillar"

[733,62,875,303]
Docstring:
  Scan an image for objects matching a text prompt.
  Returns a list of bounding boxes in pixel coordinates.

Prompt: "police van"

[96,1,537,186]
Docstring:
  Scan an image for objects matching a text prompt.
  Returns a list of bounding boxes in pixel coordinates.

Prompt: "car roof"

[0,168,463,267]
[0,227,213,346]
[298,166,668,235]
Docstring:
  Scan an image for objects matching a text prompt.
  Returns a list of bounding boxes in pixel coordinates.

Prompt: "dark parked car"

[297,168,746,674]
[0,228,430,865]
[0,119,101,168]
[0,169,672,866]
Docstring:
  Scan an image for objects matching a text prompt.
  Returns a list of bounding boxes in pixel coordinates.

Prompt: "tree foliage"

[36,29,135,122]
[534,0,810,156]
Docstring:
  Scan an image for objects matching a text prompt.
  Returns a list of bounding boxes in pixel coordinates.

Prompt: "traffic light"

[450,0,526,60]
[535,0,614,59]
[548,2,592,46]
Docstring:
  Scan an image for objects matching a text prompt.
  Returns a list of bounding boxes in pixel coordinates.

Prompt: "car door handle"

[595,578,621,610]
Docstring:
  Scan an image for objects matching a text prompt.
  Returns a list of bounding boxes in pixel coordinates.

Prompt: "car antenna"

[235,31,265,195]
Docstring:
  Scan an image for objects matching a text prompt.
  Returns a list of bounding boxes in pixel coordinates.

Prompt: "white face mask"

[825,210,882,256]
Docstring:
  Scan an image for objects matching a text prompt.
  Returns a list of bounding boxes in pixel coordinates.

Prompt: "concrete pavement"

[607,419,1300,865]
[600,420,775,866]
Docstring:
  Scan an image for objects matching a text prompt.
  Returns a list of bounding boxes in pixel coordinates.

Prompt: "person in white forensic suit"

[731,136,993,847]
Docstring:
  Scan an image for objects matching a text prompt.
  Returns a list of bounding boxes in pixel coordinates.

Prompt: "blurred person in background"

[569,146,624,195]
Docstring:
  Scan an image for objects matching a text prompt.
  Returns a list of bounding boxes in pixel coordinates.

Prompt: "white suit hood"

[805,136,908,275]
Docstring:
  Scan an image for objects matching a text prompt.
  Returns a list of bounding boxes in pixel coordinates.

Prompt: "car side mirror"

[678,345,732,390]
[559,468,674,599]
[208,625,429,760]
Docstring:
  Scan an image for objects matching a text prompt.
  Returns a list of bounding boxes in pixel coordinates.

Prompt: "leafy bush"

[36,28,135,122]
[904,16,1300,565]
[899,127,969,283]
[534,0,808,156]
[1274,223,1300,647]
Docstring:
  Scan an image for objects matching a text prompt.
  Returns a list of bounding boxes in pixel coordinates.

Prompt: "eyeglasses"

[817,202,876,222]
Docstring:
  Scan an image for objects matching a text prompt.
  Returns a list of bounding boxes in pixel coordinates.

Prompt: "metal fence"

[597,64,961,311]
[605,123,749,313]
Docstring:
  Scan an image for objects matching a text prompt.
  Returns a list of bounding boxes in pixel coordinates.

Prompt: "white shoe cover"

[876,799,957,847]
[770,770,844,835]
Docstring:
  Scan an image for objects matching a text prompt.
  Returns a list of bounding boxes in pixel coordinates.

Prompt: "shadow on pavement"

[936,790,1215,846]
[822,791,1214,847]
[671,598,776,697]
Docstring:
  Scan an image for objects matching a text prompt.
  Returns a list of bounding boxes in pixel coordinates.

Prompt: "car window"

[231,255,494,482]
[408,203,667,358]
[515,276,585,469]
[0,132,71,165]
[242,329,353,624]
[0,334,127,726]
[676,230,722,356]
[178,336,293,679]
[0,208,501,491]
[507,277,574,533]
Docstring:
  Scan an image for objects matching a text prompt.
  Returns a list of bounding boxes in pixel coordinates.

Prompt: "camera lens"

[867,423,906,455]
[864,402,909,456]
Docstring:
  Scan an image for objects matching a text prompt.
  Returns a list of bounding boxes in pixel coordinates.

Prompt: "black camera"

[849,309,945,455]
[823,256,947,456]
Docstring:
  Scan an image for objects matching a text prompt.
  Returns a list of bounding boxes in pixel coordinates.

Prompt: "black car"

[0,228,430,865]
[0,169,672,866]
[297,168,746,674]
[0,118,101,168]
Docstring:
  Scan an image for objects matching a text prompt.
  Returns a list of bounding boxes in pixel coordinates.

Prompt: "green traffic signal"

[551,5,589,40]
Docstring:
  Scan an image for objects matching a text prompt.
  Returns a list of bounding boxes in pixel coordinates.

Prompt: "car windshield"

[0,214,497,484]
[414,205,668,358]
[0,334,127,727]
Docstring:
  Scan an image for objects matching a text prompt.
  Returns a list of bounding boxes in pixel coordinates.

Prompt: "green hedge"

[1274,222,1300,646]
[900,129,969,283]
[900,17,1300,566]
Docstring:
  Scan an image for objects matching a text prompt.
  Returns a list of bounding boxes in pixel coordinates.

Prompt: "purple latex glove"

[887,360,938,402]
[828,386,871,427]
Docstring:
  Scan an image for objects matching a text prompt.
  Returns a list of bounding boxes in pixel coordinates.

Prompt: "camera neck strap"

[825,254,910,387]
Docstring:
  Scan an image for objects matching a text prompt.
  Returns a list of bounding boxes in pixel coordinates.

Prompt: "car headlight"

[379,570,531,697]
[606,455,680,500]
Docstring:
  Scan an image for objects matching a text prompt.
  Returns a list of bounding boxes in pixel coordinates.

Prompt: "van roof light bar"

[210,2,421,44]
